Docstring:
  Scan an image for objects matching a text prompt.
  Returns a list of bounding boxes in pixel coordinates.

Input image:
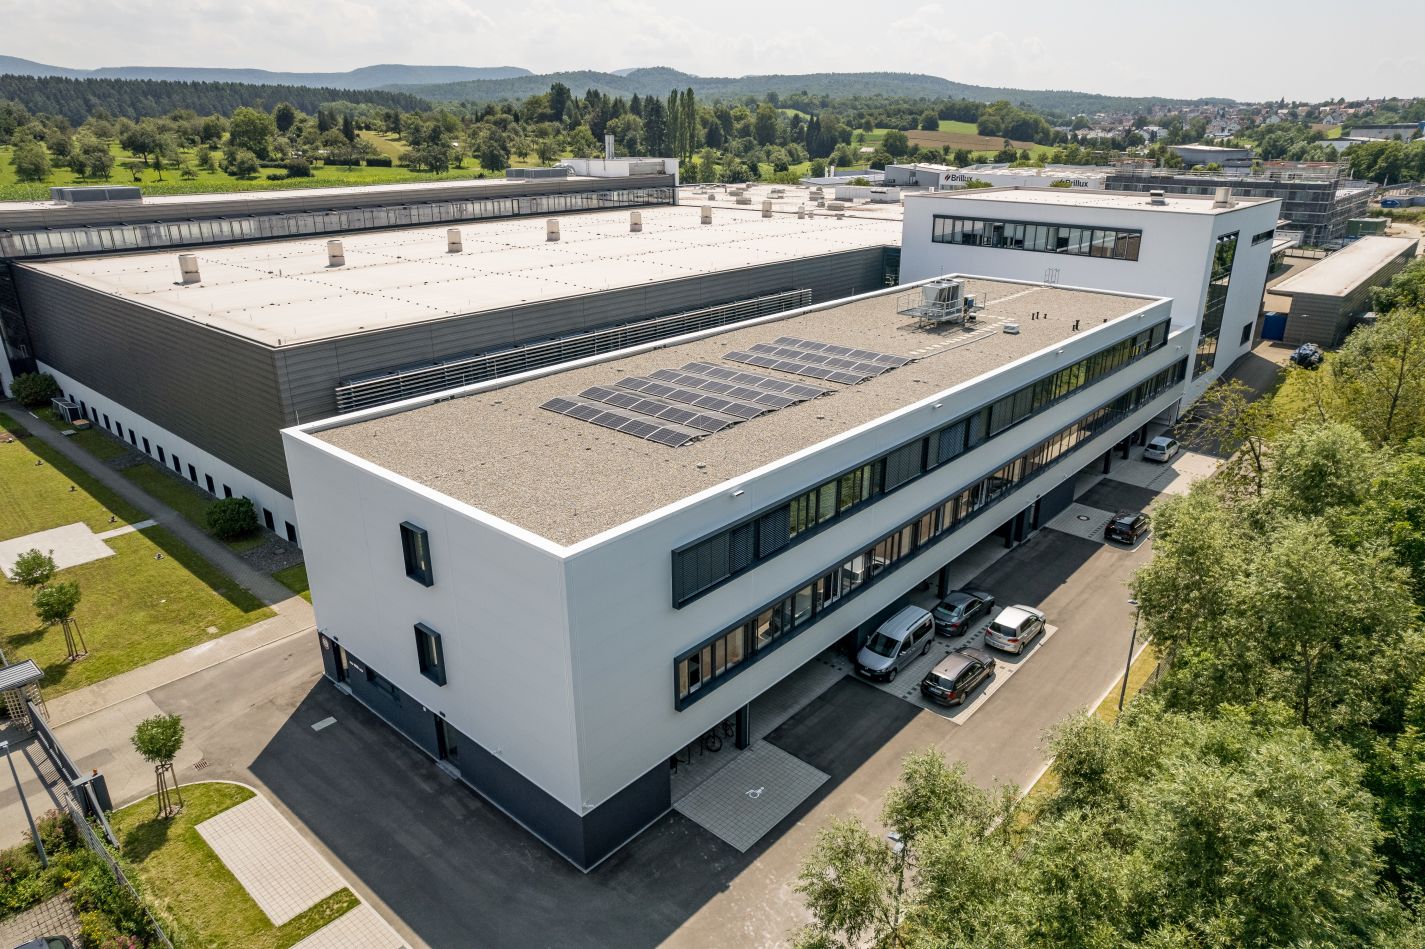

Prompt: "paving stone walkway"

[0,891,81,946]
[290,904,406,949]
[673,741,828,852]
[197,795,346,925]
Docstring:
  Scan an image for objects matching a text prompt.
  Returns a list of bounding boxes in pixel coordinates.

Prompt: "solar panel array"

[679,363,831,401]
[722,351,872,385]
[772,336,912,368]
[746,343,895,377]
[618,376,775,417]
[541,397,698,447]
[579,386,733,433]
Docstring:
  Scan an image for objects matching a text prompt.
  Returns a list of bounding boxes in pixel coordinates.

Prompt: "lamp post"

[1117,599,1141,723]
[1,740,46,867]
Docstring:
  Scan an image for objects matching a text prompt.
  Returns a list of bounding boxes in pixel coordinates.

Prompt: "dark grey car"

[931,588,996,636]
[920,646,997,706]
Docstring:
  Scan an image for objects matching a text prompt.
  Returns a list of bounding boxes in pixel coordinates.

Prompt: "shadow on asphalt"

[963,528,1104,610]
[249,674,928,949]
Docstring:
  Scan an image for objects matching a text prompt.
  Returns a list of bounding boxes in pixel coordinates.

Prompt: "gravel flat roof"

[21,196,901,347]
[316,278,1158,544]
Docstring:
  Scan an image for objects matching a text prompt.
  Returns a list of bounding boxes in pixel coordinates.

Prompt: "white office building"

[898,186,1282,400]
[284,274,1189,869]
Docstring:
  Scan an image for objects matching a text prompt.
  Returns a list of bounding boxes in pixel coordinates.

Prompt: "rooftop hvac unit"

[922,279,963,306]
[1149,190,1167,205]
[1213,185,1234,207]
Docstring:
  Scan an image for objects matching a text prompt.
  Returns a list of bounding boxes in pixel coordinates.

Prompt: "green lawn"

[272,563,311,603]
[0,527,272,694]
[111,783,359,949]
[936,119,981,135]
[121,464,264,552]
[34,407,132,462]
[0,141,527,202]
[0,414,144,536]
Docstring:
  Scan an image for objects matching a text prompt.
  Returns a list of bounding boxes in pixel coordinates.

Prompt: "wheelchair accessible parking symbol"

[746,786,764,799]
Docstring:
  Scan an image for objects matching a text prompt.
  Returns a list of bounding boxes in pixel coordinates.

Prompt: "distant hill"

[390,67,1232,115]
[0,74,430,124]
[0,56,529,90]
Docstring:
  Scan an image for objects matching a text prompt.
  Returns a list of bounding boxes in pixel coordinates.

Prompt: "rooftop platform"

[1271,236,1418,297]
[21,200,901,346]
[314,277,1160,545]
[907,186,1277,215]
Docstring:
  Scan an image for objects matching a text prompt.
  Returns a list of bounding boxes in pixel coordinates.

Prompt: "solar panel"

[772,336,912,367]
[676,363,830,400]
[723,351,874,385]
[579,386,733,433]
[746,343,893,376]
[617,376,768,419]
[540,398,700,447]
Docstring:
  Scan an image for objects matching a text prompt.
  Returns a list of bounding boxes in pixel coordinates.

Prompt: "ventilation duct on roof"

[546,219,560,242]
[701,205,713,225]
[630,211,642,233]
[447,228,462,253]
[1213,186,1235,208]
[326,240,345,267]
[1148,190,1167,205]
[762,200,774,218]
[177,254,200,285]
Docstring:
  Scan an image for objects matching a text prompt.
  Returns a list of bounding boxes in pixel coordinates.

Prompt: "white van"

[855,605,935,682]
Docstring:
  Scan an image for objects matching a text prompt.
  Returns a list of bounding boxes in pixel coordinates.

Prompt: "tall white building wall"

[897,190,1280,399]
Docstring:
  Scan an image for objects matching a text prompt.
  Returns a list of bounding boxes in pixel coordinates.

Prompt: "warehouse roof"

[313,277,1163,545]
[1271,236,1418,297]
[21,199,901,347]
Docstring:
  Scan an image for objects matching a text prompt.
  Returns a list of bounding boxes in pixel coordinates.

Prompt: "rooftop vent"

[762,200,774,218]
[1003,322,1021,335]
[1213,185,1235,208]
[701,205,713,225]
[546,219,560,242]
[177,254,200,285]
[326,240,344,267]
[1149,190,1167,206]
[446,228,462,253]
[630,210,642,233]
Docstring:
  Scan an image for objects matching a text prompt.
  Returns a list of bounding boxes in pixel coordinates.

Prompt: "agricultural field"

[859,125,1051,161]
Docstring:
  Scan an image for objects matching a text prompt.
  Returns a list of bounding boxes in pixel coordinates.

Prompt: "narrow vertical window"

[401,521,434,586]
[414,623,446,686]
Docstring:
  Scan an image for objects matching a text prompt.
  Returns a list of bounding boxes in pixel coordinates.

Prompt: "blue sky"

[8,0,1423,102]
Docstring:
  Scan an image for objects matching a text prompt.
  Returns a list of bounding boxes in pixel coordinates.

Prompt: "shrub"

[11,548,56,588]
[365,155,393,167]
[10,371,60,408]
[284,157,312,178]
[205,496,257,539]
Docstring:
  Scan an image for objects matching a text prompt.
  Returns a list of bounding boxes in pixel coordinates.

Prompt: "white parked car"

[1143,435,1180,463]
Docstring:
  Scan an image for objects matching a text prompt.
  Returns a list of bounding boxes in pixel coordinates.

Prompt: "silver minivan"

[856,605,935,682]
[983,604,1047,655]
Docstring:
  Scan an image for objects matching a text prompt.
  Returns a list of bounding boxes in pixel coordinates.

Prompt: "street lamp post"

[1117,599,1141,723]
[1,740,46,867]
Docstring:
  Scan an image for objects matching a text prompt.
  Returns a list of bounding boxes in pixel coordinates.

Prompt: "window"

[115,422,123,437]
[172,454,181,474]
[1240,322,1253,345]
[414,623,446,686]
[285,522,298,544]
[263,508,275,531]
[401,522,434,586]
[1251,228,1275,245]
[205,474,215,494]
[932,214,1142,261]
[102,414,110,430]
[223,484,232,498]
[157,446,165,464]
[142,437,150,455]
[187,464,197,483]
[669,318,1173,606]
[672,357,1188,709]
[128,430,136,447]
[1194,232,1238,378]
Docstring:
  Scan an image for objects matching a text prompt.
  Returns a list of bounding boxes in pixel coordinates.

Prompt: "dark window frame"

[931,213,1144,261]
[401,521,434,587]
[414,622,447,686]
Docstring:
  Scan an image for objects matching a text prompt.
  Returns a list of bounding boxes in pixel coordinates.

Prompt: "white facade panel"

[283,433,583,810]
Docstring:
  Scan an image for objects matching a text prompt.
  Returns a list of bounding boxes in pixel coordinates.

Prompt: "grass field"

[121,463,265,552]
[112,783,359,949]
[34,407,132,462]
[0,141,536,202]
[858,126,1051,162]
[0,415,271,695]
[0,415,144,536]
[272,563,311,603]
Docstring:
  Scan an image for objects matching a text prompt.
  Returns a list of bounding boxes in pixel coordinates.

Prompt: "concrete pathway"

[193,788,406,946]
[198,794,347,925]
[95,518,156,539]
[0,522,115,576]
